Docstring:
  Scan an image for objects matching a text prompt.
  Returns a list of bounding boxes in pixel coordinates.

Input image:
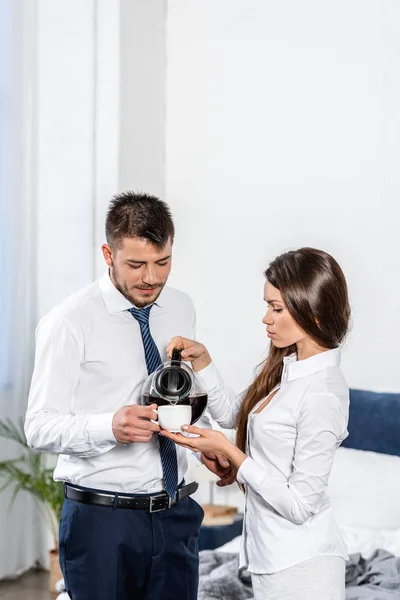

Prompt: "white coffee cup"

[157,404,192,433]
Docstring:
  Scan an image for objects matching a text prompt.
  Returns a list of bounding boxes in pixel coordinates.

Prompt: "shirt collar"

[284,348,341,382]
[98,270,164,314]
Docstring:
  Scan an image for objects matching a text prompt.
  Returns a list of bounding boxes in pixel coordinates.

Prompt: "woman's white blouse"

[195,348,349,574]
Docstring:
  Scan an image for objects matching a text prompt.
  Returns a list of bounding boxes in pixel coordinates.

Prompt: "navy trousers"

[59,493,204,600]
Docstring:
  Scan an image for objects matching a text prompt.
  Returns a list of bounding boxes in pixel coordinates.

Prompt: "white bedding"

[329,447,400,531]
[217,524,400,558]
[217,446,400,559]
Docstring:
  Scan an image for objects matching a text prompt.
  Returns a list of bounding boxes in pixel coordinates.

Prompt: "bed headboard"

[342,389,400,457]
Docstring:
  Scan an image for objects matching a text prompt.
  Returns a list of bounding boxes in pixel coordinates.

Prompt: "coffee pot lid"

[153,348,192,400]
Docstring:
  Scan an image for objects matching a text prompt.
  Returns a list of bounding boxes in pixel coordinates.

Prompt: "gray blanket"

[198,549,400,600]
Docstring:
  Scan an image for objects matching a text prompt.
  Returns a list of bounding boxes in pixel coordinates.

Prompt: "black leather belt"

[64,481,199,513]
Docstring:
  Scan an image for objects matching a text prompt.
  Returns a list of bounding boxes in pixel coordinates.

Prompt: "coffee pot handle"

[171,348,182,365]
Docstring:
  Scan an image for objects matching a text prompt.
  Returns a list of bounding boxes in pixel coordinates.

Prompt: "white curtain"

[0,0,50,579]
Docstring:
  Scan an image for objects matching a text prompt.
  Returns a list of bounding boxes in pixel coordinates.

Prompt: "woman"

[162,247,350,600]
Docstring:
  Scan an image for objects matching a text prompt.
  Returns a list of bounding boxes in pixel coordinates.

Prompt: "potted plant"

[0,418,65,592]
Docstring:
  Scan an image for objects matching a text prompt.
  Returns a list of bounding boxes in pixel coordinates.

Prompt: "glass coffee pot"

[140,348,208,430]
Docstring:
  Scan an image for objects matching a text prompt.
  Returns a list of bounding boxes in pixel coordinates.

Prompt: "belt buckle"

[149,493,172,513]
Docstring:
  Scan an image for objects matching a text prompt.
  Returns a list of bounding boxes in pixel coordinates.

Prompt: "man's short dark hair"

[105,191,175,250]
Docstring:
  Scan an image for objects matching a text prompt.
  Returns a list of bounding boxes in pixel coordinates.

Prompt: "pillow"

[344,389,400,456]
[217,528,400,557]
[217,447,400,555]
[218,535,242,553]
[339,523,400,558]
[329,447,400,530]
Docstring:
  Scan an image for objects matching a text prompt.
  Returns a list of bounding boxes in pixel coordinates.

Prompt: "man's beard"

[112,270,165,308]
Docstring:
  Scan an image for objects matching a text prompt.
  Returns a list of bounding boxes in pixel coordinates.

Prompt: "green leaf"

[0,418,64,542]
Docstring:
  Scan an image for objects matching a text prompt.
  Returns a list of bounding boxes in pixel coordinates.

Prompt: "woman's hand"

[160,424,248,470]
[166,336,212,372]
[161,424,228,454]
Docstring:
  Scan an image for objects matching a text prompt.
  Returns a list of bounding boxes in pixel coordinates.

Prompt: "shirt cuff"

[88,413,116,445]
[194,361,224,391]
[192,451,203,464]
[237,456,265,488]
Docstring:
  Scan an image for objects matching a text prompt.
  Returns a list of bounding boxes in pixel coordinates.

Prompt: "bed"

[198,388,400,599]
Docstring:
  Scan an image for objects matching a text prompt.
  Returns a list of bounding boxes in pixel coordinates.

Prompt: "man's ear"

[101,244,113,267]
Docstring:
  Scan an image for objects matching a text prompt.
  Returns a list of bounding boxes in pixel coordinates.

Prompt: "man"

[25,192,234,600]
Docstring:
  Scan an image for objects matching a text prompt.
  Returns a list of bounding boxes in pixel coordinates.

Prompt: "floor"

[0,569,58,600]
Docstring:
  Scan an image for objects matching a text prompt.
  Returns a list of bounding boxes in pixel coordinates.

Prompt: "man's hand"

[112,404,160,444]
[201,452,237,487]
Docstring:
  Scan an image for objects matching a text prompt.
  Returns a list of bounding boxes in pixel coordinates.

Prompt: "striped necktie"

[129,305,178,498]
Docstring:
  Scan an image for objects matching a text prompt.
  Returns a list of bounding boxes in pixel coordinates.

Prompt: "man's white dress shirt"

[196,348,349,574]
[25,271,201,493]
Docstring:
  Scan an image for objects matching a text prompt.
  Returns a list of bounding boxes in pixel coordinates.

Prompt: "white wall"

[119,0,166,197]
[166,0,400,393]
[34,1,400,385]
[36,0,96,317]
[36,0,120,316]
[35,0,167,318]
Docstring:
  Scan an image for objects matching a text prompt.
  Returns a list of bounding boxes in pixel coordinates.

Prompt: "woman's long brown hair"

[236,247,351,453]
